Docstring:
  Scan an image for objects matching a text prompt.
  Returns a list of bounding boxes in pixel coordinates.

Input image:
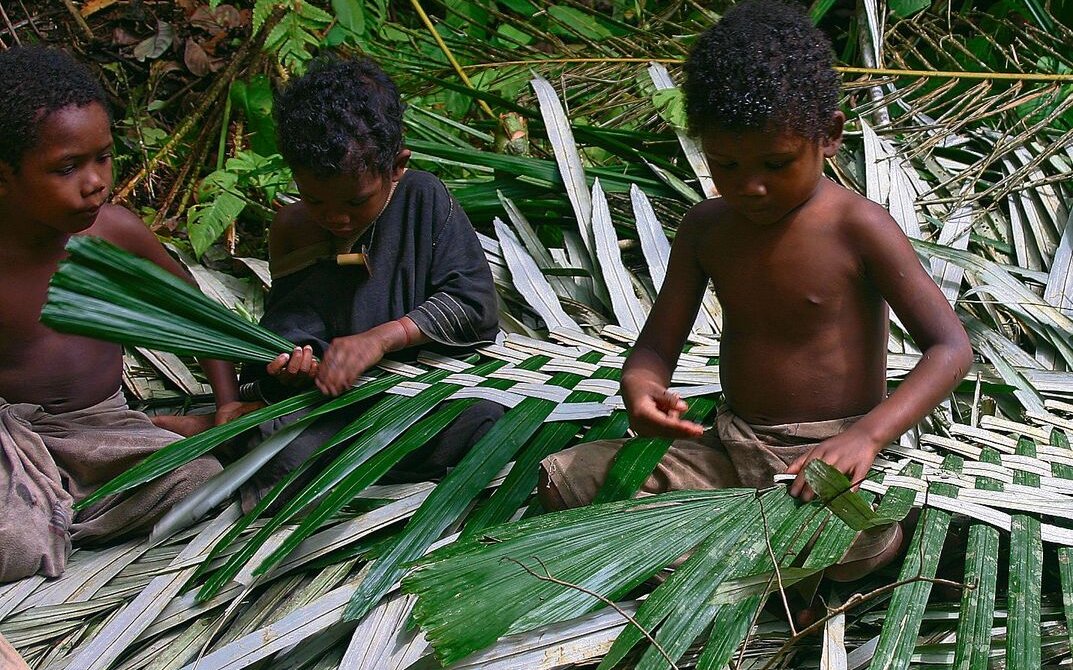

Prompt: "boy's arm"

[317,195,495,396]
[403,198,498,348]
[623,214,710,438]
[786,206,973,500]
[91,205,240,409]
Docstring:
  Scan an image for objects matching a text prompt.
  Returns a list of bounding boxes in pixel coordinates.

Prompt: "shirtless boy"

[540,0,973,580]
[0,47,238,582]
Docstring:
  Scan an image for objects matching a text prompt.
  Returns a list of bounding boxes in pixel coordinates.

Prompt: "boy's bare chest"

[701,227,866,327]
[0,264,56,343]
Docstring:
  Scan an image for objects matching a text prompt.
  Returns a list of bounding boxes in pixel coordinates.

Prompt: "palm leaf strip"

[952,448,1002,670]
[591,396,716,504]
[196,362,505,600]
[344,354,606,621]
[461,351,611,537]
[1007,437,1043,669]
[1047,429,1073,662]
[869,459,954,670]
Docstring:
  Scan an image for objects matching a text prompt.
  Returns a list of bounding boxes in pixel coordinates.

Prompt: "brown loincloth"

[540,406,899,565]
[0,390,221,582]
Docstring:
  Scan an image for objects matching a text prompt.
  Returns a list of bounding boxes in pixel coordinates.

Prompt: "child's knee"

[536,462,567,511]
[0,521,69,582]
[826,523,905,582]
[171,455,223,498]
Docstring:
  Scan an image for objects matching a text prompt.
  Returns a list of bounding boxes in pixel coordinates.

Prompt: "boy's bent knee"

[826,523,904,582]
[0,519,70,582]
[537,463,569,512]
[161,455,223,505]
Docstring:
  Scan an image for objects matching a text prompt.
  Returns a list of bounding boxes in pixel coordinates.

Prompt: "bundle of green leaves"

[41,235,293,363]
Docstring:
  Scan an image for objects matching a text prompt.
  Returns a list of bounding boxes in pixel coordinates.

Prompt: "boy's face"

[0,102,113,234]
[700,114,843,226]
[293,150,410,240]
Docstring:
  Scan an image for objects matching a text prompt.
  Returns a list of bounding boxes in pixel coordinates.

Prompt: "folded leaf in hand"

[803,459,905,531]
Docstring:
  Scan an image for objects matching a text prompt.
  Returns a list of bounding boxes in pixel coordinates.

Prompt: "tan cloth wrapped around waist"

[0,390,220,582]
[540,405,899,565]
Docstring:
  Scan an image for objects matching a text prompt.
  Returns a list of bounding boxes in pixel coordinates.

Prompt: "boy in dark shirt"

[213,58,502,509]
[0,47,238,582]
[540,0,973,581]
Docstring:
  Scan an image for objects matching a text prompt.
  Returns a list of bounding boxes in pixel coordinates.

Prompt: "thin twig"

[758,493,796,637]
[60,0,93,39]
[0,2,21,45]
[17,1,43,39]
[506,557,680,670]
[759,574,971,670]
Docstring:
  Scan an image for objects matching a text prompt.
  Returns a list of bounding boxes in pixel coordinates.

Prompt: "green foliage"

[889,0,931,18]
[230,76,277,156]
[187,151,292,257]
[651,88,686,131]
[263,2,334,73]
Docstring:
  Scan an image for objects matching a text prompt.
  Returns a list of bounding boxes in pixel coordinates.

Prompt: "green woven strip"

[1048,430,1073,662]
[592,397,717,504]
[869,457,958,670]
[1007,438,1042,670]
[462,352,610,537]
[953,448,1002,670]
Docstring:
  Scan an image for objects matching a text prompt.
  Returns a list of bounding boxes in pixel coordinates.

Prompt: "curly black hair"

[274,57,404,178]
[683,0,840,139]
[0,46,109,169]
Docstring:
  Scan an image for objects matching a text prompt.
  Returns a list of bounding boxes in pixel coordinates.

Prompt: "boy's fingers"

[267,353,290,375]
[287,347,304,374]
[652,415,704,438]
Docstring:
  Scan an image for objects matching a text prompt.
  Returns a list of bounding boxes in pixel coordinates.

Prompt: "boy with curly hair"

[540,0,972,582]
[0,46,239,582]
[223,58,501,510]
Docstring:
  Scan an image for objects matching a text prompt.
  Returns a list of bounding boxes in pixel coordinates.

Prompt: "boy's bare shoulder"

[82,204,161,254]
[269,202,327,257]
[823,181,894,228]
[680,196,735,239]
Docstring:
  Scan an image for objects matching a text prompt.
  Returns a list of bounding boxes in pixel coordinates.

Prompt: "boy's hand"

[623,381,705,439]
[784,431,883,502]
[214,400,265,426]
[267,345,320,388]
[316,331,389,397]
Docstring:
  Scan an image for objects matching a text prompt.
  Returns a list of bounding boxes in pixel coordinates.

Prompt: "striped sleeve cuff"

[406,293,487,347]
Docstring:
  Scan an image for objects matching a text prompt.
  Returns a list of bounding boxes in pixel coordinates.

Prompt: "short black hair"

[274,57,404,178]
[683,0,840,139]
[0,46,109,169]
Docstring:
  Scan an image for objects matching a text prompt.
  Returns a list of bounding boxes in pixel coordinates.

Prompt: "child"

[0,47,243,582]
[539,0,973,581]
[229,58,502,511]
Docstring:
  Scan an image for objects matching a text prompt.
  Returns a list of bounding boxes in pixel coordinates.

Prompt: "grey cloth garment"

[235,169,503,507]
[0,390,221,582]
[244,169,498,402]
[239,399,504,514]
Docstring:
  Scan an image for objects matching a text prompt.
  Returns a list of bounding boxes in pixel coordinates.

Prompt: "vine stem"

[506,556,680,670]
[459,57,1073,82]
[409,0,497,120]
